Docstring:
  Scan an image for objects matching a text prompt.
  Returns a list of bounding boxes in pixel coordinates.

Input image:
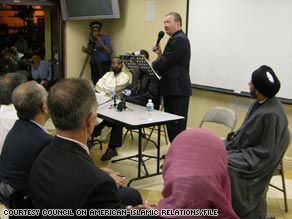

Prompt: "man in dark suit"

[29,79,141,215]
[152,12,192,142]
[0,81,53,208]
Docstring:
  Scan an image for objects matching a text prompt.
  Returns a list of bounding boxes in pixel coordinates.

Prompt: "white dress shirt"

[0,104,18,153]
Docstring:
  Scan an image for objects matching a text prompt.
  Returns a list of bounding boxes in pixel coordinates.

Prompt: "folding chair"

[269,161,288,212]
[199,106,238,133]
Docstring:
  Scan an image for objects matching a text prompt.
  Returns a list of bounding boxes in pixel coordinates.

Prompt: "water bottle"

[109,88,115,98]
[146,99,154,121]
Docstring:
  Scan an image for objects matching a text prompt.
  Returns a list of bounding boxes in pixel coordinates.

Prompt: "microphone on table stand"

[117,89,132,111]
[109,74,118,109]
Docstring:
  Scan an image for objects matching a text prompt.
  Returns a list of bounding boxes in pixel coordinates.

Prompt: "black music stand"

[119,55,161,80]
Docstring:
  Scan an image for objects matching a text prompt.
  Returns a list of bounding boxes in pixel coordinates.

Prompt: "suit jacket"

[29,136,125,215]
[0,119,53,193]
[126,68,160,109]
[152,30,192,96]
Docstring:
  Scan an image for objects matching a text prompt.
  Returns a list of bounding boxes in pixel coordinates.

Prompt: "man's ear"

[41,101,48,114]
[86,112,96,134]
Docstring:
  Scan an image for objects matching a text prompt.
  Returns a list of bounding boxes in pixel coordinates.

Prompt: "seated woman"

[145,128,239,219]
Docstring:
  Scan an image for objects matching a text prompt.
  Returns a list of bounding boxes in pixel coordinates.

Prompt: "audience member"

[31,53,51,89]
[18,55,32,79]
[15,34,28,53]
[0,81,52,208]
[95,56,129,96]
[10,46,24,67]
[0,73,27,152]
[82,21,113,84]
[96,50,159,161]
[143,128,239,219]
[152,12,192,143]
[29,78,142,212]
[0,50,17,75]
[225,65,290,218]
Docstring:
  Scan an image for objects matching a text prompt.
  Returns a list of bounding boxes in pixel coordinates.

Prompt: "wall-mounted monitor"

[60,0,120,20]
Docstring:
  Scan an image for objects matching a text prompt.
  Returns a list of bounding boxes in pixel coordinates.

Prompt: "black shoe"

[266,217,275,219]
[101,148,118,161]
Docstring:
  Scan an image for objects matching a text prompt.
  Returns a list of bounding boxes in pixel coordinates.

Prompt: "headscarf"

[157,128,239,219]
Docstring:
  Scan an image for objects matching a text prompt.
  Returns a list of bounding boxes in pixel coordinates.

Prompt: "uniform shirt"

[89,35,112,63]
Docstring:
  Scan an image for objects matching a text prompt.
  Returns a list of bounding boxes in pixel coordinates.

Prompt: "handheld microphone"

[156,31,165,46]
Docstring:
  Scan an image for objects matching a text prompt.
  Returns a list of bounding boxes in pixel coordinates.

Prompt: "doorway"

[0,0,64,84]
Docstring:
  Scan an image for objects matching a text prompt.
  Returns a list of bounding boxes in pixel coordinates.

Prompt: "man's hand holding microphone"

[152,31,164,57]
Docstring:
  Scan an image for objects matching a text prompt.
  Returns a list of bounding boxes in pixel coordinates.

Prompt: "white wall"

[188,0,292,100]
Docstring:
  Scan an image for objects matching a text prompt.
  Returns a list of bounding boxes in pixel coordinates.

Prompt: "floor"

[1,127,292,219]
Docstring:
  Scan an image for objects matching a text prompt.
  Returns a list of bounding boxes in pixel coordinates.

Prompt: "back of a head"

[12,81,47,120]
[0,73,27,105]
[139,49,149,60]
[48,78,97,130]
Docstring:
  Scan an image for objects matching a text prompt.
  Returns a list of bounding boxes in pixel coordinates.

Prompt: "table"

[96,95,184,186]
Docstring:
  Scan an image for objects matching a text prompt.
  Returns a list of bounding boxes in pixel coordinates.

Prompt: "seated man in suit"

[225,65,290,219]
[125,49,160,107]
[96,49,160,161]
[29,78,142,212]
[0,72,27,152]
[0,81,53,208]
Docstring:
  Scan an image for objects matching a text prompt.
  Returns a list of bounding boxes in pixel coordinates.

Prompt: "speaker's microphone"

[156,31,165,46]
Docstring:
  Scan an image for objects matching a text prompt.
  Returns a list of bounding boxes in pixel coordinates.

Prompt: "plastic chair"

[269,161,288,212]
[199,106,238,132]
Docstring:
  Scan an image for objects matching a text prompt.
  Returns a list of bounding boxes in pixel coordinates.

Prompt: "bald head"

[12,81,48,120]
